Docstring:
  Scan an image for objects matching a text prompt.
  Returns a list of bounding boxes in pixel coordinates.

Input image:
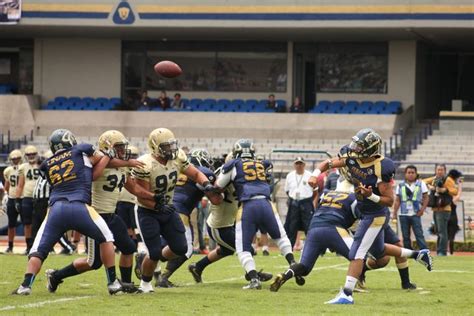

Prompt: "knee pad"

[148,243,163,262]
[28,251,47,262]
[170,242,188,257]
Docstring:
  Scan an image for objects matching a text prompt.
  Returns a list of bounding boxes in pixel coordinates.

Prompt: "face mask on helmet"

[114,143,130,160]
[158,139,178,160]
[49,129,77,154]
[190,150,214,170]
[349,132,381,158]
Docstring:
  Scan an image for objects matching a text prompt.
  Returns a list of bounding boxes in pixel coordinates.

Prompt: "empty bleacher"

[310,100,402,115]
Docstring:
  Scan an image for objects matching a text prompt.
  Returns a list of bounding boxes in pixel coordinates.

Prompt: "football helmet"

[348,128,382,158]
[98,130,129,160]
[189,148,213,169]
[233,139,255,159]
[49,129,77,154]
[148,128,178,160]
[9,149,22,164]
[128,145,140,160]
[24,145,38,163]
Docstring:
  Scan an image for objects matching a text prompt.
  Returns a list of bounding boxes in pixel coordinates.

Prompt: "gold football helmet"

[98,130,129,159]
[9,149,22,165]
[148,128,178,160]
[24,145,38,163]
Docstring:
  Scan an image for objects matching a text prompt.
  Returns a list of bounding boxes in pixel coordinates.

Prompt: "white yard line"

[0,296,92,312]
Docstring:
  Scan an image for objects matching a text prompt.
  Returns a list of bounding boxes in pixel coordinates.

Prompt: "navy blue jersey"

[311,191,358,229]
[40,143,95,205]
[173,166,216,216]
[222,158,272,201]
[345,156,395,215]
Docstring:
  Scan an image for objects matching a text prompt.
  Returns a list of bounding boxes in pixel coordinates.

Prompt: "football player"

[16,145,41,254]
[308,128,432,304]
[157,148,222,288]
[3,149,22,253]
[116,145,140,243]
[188,153,272,284]
[131,128,217,293]
[270,180,432,292]
[12,129,135,295]
[45,130,154,294]
[214,139,295,290]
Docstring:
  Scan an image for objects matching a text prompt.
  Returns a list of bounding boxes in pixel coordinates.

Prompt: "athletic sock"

[55,263,81,281]
[285,253,296,265]
[8,241,13,249]
[397,262,411,286]
[247,269,258,280]
[195,256,211,272]
[105,266,117,284]
[163,256,187,279]
[26,238,33,250]
[283,263,306,280]
[142,274,153,283]
[262,245,269,252]
[120,266,132,283]
[343,276,358,296]
[400,248,419,259]
[21,273,35,288]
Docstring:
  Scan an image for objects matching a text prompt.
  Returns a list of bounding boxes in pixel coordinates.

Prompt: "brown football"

[154,60,182,78]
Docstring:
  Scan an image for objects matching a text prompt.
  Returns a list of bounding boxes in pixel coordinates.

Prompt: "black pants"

[284,197,314,248]
[32,198,49,240]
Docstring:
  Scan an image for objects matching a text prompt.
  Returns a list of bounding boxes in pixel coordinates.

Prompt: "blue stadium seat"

[54,97,68,105]
[231,99,245,108]
[202,99,217,109]
[387,101,402,114]
[245,99,258,109]
[96,97,109,106]
[374,101,387,111]
[68,97,82,105]
[190,98,203,109]
[181,98,190,108]
[109,97,121,106]
[82,97,94,105]
[343,101,359,113]
[276,99,286,111]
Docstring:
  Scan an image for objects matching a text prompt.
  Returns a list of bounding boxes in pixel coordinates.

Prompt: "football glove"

[197,181,218,193]
[153,194,167,211]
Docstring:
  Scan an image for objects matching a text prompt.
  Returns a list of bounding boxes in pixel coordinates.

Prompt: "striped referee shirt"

[33,177,50,200]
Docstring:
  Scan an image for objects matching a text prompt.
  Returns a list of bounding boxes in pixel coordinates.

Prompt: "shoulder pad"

[198,166,216,182]
[76,143,95,156]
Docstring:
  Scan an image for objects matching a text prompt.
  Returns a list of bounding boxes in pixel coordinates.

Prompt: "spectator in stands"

[424,164,459,256]
[290,96,304,113]
[266,94,277,110]
[139,90,152,108]
[393,165,428,250]
[447,169,463,255]
[171,93,183,109]
[284,157,315,249]
[159,91,170,110]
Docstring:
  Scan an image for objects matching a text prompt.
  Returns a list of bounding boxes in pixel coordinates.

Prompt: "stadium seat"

[245,99,258,109]
[326,101,345,113]
[387,101,402,114]
[109,97,121,106]
[96,97,109,106]
[54,97,68,105]
[190,98,203,109]
[231,99,245,109]
[276,99,286,111]
[82,97,94,105]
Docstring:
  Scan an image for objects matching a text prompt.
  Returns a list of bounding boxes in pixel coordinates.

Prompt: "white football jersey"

[18,162,40,198]
[207,184,238,229]
[92,168,126,214]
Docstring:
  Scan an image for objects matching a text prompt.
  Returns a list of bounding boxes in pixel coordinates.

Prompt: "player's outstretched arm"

[308,157,345,188]
[91,155,111,181]
[358,181,394,207]
[184,165,223,205]
[107,158,145,169]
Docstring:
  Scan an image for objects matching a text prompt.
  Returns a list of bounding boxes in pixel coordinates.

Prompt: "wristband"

[367,193,381,203]
[312,169,321,177]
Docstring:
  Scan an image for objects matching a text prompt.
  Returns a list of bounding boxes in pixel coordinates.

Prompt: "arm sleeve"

[76,143,96,156]
[284,173,290,193]
[131,157,151,181]
[445,177,459,196]
[395,183,400,195]
[216,167,235,188]
[2,168,8,180]
[381,159,396,183]
[177,149,190,173]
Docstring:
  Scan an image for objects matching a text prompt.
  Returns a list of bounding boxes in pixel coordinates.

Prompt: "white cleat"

[137,280,154,294]
[11,285,32,295]
[107,279,124,295]
[324,288,354,305]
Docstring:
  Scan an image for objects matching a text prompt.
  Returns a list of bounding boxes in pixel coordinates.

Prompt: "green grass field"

[0,252,473,315]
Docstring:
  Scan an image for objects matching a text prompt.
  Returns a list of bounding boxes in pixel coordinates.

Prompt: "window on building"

[316,43,388,93]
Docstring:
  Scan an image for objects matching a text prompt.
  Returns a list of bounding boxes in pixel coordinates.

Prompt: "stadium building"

[1,1,473,237]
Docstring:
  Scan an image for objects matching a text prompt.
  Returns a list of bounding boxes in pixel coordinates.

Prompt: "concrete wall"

[32,110,401,140]
[0,95,39,136]
[317,41,417,110]
[33,38,121,103]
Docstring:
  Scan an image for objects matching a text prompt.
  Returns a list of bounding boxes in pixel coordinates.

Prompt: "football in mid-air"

[154,60,182,78]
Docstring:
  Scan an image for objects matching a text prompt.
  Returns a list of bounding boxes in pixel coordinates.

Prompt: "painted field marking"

[0,296,92,312]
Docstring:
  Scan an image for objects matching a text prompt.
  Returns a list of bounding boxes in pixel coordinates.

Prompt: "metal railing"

[385,122,433,161]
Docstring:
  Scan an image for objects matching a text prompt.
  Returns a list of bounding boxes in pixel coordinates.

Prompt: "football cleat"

[416,249,433,271]
[45,269,63,293]
[134,252,145,280]
[188,264,203,283]
[269,274,287,292]
[137,281,154,294]
[402,282,418,290]
[59,248,73,255]
[242,278,261,290]
[11,285,32,295]
[354,279,369,293]
[107,279,124,295]
[324,289,354,305]
[262,249,270,256]
[121,282,139,293]
[258,270,273,282]
[295,275,305,286]
[156,276,177,288]
[4,247,13,254]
